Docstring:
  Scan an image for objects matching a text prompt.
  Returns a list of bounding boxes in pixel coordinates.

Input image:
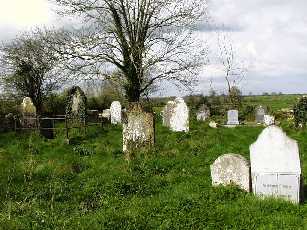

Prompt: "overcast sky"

[1,0,306,96]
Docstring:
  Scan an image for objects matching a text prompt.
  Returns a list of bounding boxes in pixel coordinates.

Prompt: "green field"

[0,111,306,229]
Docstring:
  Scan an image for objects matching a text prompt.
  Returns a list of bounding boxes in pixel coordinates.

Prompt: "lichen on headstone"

[123,103,155,159]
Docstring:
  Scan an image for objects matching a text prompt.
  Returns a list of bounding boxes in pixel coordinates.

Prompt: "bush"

[293,96,307,127]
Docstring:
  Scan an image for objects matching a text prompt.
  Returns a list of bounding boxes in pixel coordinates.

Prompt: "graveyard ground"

[0,106,306,229]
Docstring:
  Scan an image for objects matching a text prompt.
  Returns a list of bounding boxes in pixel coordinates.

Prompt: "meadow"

[0,96,306,229]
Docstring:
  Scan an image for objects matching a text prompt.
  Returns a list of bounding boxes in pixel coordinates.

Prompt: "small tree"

[0,31,65,114]
[293,96,307,127]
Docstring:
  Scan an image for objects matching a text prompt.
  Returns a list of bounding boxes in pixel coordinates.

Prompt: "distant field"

[243,94,302,111]
[0,117,306,229]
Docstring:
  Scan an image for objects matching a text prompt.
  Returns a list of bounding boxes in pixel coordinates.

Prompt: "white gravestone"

[196,105,210,121]
[227,110,239,125]
[110,101,122,124]
[255,106,266,124]
[264,115,275,126]
[211,154,250,192]
[169,97,189,132]
[162,101,176,127]
[250,126,302,203]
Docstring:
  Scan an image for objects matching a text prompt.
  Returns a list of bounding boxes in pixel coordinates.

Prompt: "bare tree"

[46,0,208,102]
[218,32,247,107]
[0,31,66,114]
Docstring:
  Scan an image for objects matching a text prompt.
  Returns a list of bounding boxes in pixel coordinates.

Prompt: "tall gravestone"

[65,86,87,129]
[162,101,176,127]
[196,104,210,121]
[21,97,37,128]
[211,154,250,191]
[123,103,155,159]
[227,110,239,126]
[255,105,266,123]
[169,97,189,132]
[110,101,122,124]
[250,126,302,203]
[39,118,54,139]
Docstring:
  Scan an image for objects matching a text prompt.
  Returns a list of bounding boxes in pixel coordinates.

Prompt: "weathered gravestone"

[65,86,87,129]
[196,104,210,121]
[169,97,189,132]
[211,153,250,191]
[39,118,54,139]
[255,105,266,123]
[227,110,239,126]
[162,101,176,127]
[264,115,275,126]
[20,97,37,128]
[122,103,155,159]
[250,125,302,203]
[110,101,122,124]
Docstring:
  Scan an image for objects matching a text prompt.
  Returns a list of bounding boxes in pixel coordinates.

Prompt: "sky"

[0,0,306,96]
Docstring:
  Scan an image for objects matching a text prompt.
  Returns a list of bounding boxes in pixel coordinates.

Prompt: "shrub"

[293,96,307,127]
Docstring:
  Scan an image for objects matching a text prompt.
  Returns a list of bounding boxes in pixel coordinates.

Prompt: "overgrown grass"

[0,118,306,229]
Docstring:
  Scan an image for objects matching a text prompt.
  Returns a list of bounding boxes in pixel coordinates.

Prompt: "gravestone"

[196,104,210,121]
[210,153,250,191]
[39,118,54,139]
[255,105,266,123]
[20,97,37,128]
[250,125,302,203]
[123,103,155,158]
[264,115,275,126]
[169,97,189,132]
[227,110,239,125]
[110,101,122,124]
[100,109,111,120]
[162,101,176,127]
[65,86,87,124]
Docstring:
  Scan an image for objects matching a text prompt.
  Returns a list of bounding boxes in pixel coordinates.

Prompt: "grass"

[0,109,306,228]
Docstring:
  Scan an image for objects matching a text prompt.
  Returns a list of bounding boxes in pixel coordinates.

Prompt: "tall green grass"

[0,118,306,229]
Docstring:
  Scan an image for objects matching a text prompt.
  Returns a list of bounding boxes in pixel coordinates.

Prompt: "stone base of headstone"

[123,103,155,159]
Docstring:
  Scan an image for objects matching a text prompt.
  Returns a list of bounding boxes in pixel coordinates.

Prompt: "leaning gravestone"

[110,101,122,124]
[211,153,250,191]
[162,101,176,127]
[122,103,155,159]
[227,110,239,126]
[255,105,266,123]
[169,97,189,132]
[65,86,87,129]
[196,104,210,121]
[250,125,302,203]
[21,97,37,128]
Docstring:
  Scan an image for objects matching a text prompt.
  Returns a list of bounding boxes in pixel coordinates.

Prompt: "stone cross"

[210,153,250,192]
[227,110,239,125]
[250,125,302,203]
[110,101,122,124]
[122,103,155,158]
[169,97,189,132]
